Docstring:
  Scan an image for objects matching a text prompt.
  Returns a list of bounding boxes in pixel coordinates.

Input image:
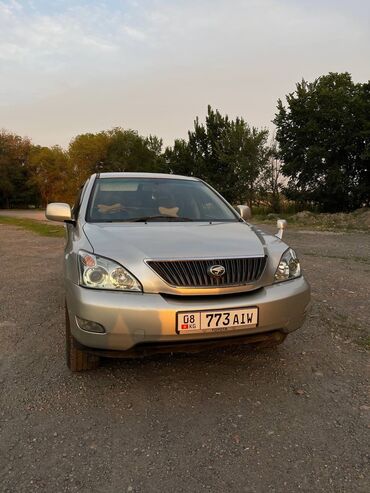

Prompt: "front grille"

[147,256,267,288]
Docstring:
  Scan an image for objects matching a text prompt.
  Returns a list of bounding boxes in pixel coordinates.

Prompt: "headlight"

[274,248,301,282]
[78,251,142,292]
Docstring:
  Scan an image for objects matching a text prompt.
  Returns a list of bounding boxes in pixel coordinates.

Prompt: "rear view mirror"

[236,205,252,221]
[276,219,287,239]
[46,203,72,222]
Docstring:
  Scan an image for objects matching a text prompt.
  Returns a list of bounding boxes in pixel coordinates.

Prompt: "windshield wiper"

[129,215,193,222]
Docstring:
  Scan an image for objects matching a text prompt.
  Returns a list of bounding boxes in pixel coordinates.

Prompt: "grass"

[252,209,370,233]
[0,216,65,237]
[358,336,370,351]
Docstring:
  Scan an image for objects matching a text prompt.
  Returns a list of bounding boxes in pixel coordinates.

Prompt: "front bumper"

[66,276,310,351]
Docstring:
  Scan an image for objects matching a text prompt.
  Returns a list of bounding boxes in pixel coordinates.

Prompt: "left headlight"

[274,248,301,282]
[78,251,142,292]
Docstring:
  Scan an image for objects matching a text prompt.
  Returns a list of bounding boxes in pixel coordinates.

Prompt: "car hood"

[83,221,265,263]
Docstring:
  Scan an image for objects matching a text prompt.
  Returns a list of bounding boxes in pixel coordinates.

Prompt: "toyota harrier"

[46,173,310,371]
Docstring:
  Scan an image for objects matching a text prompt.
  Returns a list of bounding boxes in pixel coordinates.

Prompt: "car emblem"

[208,265,226,278]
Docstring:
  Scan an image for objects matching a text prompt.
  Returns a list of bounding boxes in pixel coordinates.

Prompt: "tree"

[259,138,283,212]
[274,72,370,212]
[68,128,166,191]
[68,131,110,188]
[217,118,270,205]
[0,130,38,208]
[166,106,270,204]
[105,128,165,173]
[164,139,195,177]
[28,146,72,206]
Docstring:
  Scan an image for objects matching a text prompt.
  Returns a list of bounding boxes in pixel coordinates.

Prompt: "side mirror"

[276,219,287,239]
[46,203,72,222]
[236,205,252,221]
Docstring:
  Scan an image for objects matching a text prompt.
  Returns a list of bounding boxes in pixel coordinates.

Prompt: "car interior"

[88,180,224,221]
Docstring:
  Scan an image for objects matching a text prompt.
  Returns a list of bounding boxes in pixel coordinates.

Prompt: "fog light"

[76,316,105,333]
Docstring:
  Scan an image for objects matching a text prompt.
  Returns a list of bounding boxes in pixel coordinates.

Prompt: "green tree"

[0,130,38,208]
[164,139,194,177]
[28,146,72,206]
[274,72,370,212]
[259,139,283,212]
[68,128,166,191]
[105,128,164,173]
[217,118,270,205]
[68,131,110,188]
[166,106,270,204]
[145,134,165,164]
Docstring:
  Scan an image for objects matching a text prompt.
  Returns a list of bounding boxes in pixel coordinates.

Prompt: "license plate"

[177,307,258,333]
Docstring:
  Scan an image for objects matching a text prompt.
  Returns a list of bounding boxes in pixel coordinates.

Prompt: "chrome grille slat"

[201,261,208,285]
[168,262,181,286]
[257,257,263,278]
[193,261,203,286]
[251,258,257,281]
[174,262,184,284]
[147,257,266,288]
[237,258,242,284]
[225,259,230,285]
[230,258,235,285]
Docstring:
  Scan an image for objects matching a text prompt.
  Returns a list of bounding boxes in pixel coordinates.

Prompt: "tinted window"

[86,178,238,223]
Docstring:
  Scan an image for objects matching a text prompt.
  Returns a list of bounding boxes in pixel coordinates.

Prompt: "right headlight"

[78,251,142,292]
[274,248,301,282]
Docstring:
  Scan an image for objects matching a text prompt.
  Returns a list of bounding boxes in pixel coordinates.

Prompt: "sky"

[0,0,369,148]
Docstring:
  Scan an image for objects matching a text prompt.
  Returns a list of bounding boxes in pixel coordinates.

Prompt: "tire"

[251,333,287,349]
[65,304,100,372]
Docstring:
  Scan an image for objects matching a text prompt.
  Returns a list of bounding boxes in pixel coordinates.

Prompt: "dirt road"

[0,209,47,222]
[0,224,369,492]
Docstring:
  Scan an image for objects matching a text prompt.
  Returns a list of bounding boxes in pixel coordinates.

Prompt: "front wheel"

[65,304,100,372]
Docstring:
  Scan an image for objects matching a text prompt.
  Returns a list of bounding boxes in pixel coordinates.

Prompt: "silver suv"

[46,173,310,371]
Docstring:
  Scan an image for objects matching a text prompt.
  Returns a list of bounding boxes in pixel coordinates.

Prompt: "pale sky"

[0,0,369,148]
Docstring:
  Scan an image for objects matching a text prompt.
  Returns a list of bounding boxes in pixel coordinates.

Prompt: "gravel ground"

[0,224,369,493]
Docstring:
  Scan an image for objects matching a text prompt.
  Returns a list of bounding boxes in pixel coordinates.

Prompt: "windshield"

[86,178,239,223]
